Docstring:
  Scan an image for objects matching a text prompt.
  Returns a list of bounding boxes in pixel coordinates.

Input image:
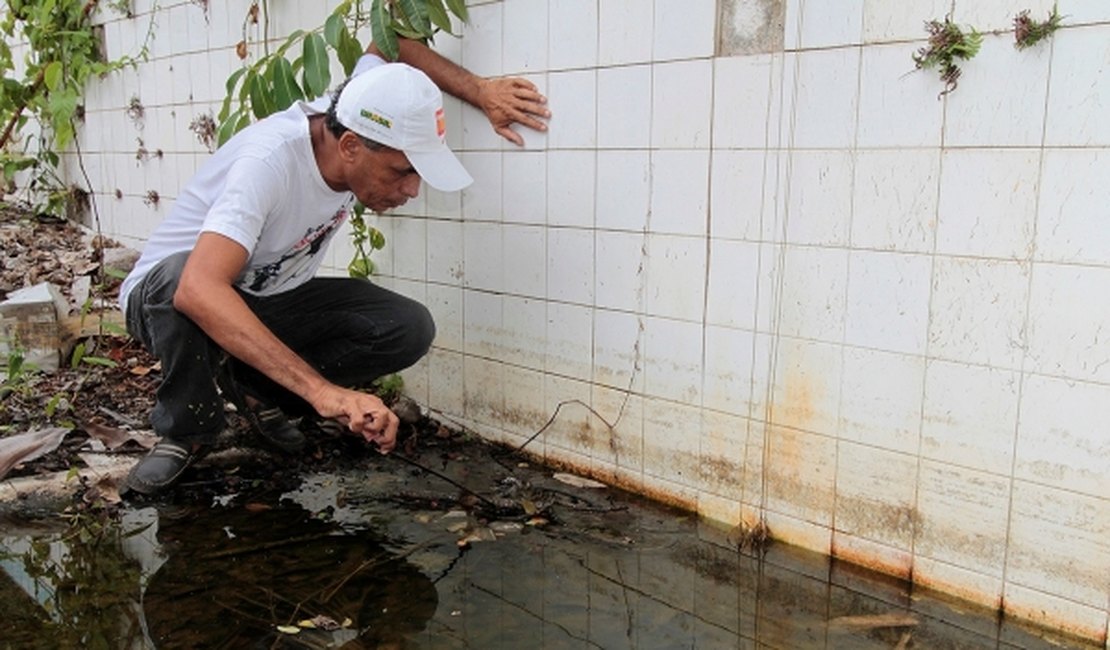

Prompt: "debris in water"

[275,625,301,635]
[829,613,919,630]
[552,472,606,489]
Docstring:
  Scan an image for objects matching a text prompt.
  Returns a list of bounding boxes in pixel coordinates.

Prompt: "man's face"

[347,140,422,213]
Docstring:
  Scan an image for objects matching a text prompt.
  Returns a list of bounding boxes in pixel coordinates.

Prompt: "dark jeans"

[124,252,435,445]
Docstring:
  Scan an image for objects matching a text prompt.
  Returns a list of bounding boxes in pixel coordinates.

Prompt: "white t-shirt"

[119,55,385,313]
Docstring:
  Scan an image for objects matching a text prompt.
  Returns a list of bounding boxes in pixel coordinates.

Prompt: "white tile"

[643,316,703,403]
[596,150,651,231]
[1006,481,1109,608]
[502,296,546,369]
[542,375,595,457]
[546,302,593,380]
[922,360,1020,476]
[597,64,652,149]
[944,33,1051,147]
[1058,0,1110,22]
[845,250,931,355]
[547,227,595,304]
[936,149,1039,260]
[1046,25,1110,146]
[713,54,778,149]
[913,556,1004,611]
[502,0,548,74]
[426,284,463,352]
[463,221,502,291]
[929,257,1029,370]
[501,224,546,298]
[502,364,550,438]
[653,0,715,60]
[463,355,504,426]
[547,150,595,228]
[915,461,1010,575]
[765,426,837,526]
[643,399,702,487]
[598,0,654,66]
[463,289,503,360]
[786,49,860,149]
[501,151,546,225]
[703,325,757,416]
[769,338,843,437]
[652,60,713,149]
[862,0,952,43]
[857,42,944,147]
[460,2,503,77]
[798,0,863,48]
[710,150,769,241]
[459,152,503,221]
[595,229,647,313]
[954,0,1056,32]
[785,150,852,246]
[547,69,597,149]
[1016,374,1110,498]
[1036,148,1110,266]
[593,308,645,392]
[1003,583,1110,646]
[779,246,848,343]
[462,99,504,151]
[1027,263,1110,384]
[838,348,925,455]
[699,409,753,500]
[649,150,710,236]
[428,349,465,416]
[705,239,763,331]
[835,443,917,549]
[592,385,644,473]
[426,219,464,285]
[390,217,426,281]
[851,150,939,253]
[549,0,598,70]
[644,234,707,321]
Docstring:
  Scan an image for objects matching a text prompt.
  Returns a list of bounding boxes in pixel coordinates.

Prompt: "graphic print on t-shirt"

[244,207,349,292]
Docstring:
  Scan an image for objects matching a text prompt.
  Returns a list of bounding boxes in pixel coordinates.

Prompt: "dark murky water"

[0,451,1097,649]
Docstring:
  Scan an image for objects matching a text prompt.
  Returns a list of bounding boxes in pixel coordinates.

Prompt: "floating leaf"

[275,625,301,635]
[552,472,607,489]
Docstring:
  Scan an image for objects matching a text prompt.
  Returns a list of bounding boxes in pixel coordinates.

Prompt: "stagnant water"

[0,444,1097,649]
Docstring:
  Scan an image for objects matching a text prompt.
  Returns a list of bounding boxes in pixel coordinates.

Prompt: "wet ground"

[0,429,1099,650]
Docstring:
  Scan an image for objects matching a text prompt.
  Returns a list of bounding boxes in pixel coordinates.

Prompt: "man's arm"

[173,232,398,451]
[367,38,550,146]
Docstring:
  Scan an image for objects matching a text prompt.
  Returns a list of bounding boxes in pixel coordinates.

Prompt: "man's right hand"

[308,385,399,454]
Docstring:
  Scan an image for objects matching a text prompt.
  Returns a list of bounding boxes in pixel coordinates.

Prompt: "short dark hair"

[325,78,387,150]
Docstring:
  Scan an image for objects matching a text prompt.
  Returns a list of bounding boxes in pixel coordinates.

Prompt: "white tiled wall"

[55,0,1110,643]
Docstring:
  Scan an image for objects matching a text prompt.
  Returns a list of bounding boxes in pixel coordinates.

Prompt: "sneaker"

[125,439,207,495]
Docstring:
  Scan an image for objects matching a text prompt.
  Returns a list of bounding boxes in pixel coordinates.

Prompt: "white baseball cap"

[335,63,472,192]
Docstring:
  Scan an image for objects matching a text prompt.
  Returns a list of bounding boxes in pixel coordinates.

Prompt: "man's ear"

[337,131,364,163]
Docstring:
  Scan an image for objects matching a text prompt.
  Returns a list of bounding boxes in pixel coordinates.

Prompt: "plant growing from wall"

[1014,5,1063,49]
[218,0,468,279]
[0,0,140,217]
[912,15,982,97]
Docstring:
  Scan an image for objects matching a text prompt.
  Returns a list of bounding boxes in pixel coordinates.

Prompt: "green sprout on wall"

[1014,6,1064,49]
[912,16,983,98]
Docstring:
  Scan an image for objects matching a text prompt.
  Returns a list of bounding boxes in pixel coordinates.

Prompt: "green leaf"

[347,256,372,279]
[225,66,248,95]
[371,0,399,61]
[324,13,344,49]
[425,0,456,35]
[275,28,306,57]
[43,60,63,91]
[216,110,243,147]
[337,28,363,76]
[70,342,86,369]
[369,227,386,250]
[389,19,425,41]
[268,56,303,110]
[81,356,118,368]
[102,266,129,279]
[397,0,431,36]
[302,32,331,98]
[100,322,129,336]
[445,0,469,22]
[248,72,276,119]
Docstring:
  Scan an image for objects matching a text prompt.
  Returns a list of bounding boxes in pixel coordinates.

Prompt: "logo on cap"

[360,109,392,129]
[435,107,446,139]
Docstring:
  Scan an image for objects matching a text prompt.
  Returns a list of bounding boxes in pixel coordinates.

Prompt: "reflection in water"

[143,505,438,649]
